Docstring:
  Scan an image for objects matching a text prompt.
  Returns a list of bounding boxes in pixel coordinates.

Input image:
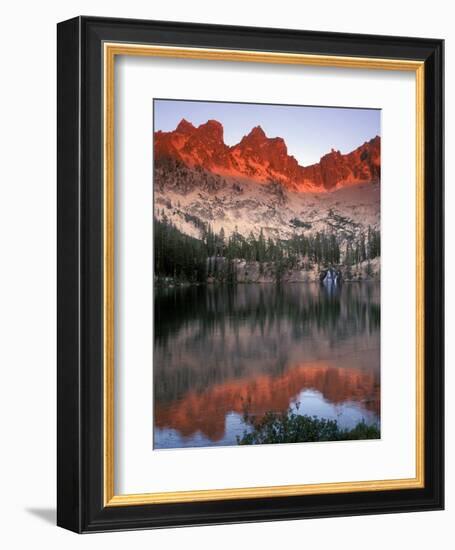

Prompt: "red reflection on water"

[155,362,379,442]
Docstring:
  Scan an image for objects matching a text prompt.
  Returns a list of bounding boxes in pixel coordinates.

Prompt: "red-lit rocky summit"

[154,118,380,192]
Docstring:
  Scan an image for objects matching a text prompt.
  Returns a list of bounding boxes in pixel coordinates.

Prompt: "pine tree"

[359,233,367,262]
[257,229,266,263]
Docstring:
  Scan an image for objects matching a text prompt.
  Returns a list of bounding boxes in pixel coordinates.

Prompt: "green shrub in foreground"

[237,408,380,445]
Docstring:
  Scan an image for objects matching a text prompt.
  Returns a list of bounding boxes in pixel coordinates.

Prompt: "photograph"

[153,99,381,449]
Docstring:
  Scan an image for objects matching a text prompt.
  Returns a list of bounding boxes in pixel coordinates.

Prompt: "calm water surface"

[154,282,380,449]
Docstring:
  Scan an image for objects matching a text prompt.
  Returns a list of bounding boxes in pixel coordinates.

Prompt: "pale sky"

[154,99,380,166]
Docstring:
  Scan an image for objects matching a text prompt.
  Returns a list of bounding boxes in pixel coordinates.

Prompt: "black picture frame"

[57,16,444,533]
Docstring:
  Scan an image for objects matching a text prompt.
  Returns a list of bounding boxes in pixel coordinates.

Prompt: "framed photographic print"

[57,16,444,532]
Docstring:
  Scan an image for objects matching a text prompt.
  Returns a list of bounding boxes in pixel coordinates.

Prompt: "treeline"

[205,223,379,266]
[154,215,380,283]
[344,226,380,266]
[154,216,207,283]
[204,225,344,266]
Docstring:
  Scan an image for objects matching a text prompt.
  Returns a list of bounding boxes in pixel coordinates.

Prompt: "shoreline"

[155,278,380,288]
[156,257,380,288]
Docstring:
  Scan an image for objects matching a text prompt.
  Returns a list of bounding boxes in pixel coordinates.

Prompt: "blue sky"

[154,99,380,166]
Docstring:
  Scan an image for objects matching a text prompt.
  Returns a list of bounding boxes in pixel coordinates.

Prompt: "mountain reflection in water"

[154,283,380,449]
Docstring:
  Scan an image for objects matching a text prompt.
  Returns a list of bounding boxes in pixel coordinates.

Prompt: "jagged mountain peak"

[195,119,224,141]
[245,125,267,139]
[176,118,196,134]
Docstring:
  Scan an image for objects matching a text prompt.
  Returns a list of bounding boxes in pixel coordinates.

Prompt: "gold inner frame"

[103,43,425,507]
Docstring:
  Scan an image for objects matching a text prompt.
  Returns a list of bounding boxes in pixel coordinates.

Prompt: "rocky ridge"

[154,118,380,192]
